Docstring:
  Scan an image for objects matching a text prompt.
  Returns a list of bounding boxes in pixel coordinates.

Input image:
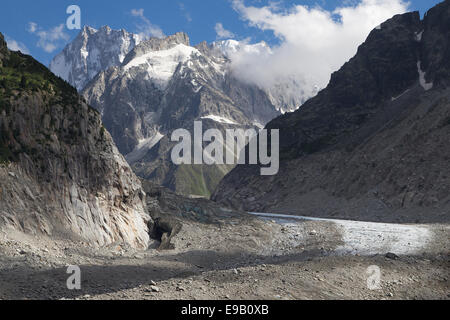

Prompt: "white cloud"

[28,22,69,53]
[5,35,30,54]
[131,8,165,39]
[178,3,193,23]
[229,0,409,105]
[215,23,235,39]
[28,22,37,33]
[131,8,144,17]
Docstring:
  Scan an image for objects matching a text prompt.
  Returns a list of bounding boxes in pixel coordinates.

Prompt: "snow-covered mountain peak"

[81,25,97,35]
[122,43,201,90]
[121,32,190,65]
[50,25,140,91]
[50,28,304,114]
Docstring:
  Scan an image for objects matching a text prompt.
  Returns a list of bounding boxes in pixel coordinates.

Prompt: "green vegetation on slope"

[0,50,78,107]
[0,49,92,164]
[175,164,233,198]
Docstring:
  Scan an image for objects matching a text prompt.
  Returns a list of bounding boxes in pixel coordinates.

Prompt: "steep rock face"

[213,3,450,223]
[265,11,423,160]
[420,1,450,87]
[0,40,150,247]
[82,33,279,196]
[49,27,312,196]
[0,33,8,66]
[122,32,190,66]
[50,26,140,91]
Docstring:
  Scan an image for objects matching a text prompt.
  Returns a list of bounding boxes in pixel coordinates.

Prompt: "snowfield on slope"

[201,114,239,125]
[123,44,200,89]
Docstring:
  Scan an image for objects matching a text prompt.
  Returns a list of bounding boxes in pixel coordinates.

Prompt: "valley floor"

[0,215,448,300]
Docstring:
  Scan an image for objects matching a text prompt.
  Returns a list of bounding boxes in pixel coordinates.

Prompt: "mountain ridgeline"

[213,1,450,223]
[0,33,151,247]
[50,26,140,92]
[51,28,282,197]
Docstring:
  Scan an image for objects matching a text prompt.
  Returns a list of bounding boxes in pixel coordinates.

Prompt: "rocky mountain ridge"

[78,31,279,196]
[50,28,303,114]
[213,1,450,223]
[50,26,141,91]
[0,33,151,247]
[49,27,292,196]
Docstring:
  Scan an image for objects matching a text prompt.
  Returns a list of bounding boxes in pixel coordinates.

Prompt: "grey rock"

[50,26,140,91]
[0,42,151,248]
[213,3,450,223]
[386,253,400,260]
[53,28,283,197]
[80,33,280,196]
[150,285,160,292]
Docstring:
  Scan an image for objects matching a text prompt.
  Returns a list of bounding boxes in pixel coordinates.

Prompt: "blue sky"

[0,0,443,65]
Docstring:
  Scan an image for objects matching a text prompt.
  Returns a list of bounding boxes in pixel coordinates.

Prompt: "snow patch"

[80,47,89,60]
[415,30,424,42]
[201,115,239,125]
[253,121,264,129]
[211,61,226,77]
[191,79,203,93]
[123,44,200,89]
[417,61,433,91]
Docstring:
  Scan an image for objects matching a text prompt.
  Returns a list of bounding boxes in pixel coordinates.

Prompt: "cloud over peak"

[215,22,235,39]
[28,22,70,53]
[228,0,410,107]
[131,8,165,39]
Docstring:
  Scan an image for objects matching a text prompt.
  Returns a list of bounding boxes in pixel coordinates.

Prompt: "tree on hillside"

[20,75,27,88]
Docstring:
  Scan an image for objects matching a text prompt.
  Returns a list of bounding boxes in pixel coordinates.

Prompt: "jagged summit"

[78,27,279,196]
[50,25,141,91]
[121,32,191,67]
[80,25,97,34]
[48,24,308,196]
[49,27,301,113]
[138,31,189,50]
